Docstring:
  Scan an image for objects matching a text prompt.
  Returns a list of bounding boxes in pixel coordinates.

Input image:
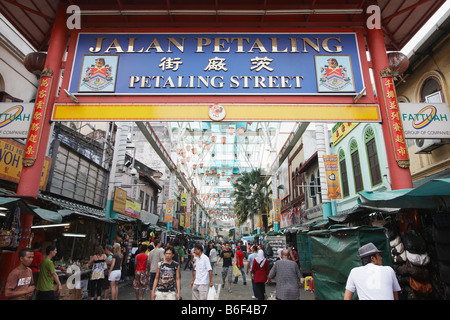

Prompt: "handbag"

[406,250,430,267]
[409,277,432,295]
[0,206,20,250]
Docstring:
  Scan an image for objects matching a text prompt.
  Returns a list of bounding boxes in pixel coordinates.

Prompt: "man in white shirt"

[344,242,401,300]
[190,243,213,300]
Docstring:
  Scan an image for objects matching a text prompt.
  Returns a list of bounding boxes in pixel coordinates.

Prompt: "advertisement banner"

[125,199,141,219]
[164,199,174,223]
[69,33,364,96]
[0,103,34,138]
[273,199,281,223]
[0,139,50,190]
[399,103,450,139]
[113,187,127,214]
[180,193,187,206]
[323,155,342,199]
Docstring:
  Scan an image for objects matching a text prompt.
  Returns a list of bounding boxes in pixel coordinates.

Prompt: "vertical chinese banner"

[273,199,281,223]
[185,196,191,229]
[257,214,263,229]
[323,155,342,199]
[381,68,410,169]
[23,68,53,167]
[164,199,174,223]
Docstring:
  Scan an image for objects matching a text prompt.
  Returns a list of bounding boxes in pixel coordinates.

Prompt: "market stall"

[358,178,450,300]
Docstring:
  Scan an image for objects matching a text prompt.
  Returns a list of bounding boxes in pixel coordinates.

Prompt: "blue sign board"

[69,33,364,95]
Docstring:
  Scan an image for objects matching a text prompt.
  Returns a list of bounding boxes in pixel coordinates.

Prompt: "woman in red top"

[251,250,270,300]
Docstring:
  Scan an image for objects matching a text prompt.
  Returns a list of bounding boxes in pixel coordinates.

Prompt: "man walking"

[36,245,62,300]
[267,249,302,300]
[344,242,401,300]
[233,245,247,285]
[147,239,164,298]
[217,242,234,293]
[5,248,35,300]
[190,243,213,300]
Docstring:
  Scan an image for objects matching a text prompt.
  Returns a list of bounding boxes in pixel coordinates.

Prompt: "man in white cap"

[344,242,401,300]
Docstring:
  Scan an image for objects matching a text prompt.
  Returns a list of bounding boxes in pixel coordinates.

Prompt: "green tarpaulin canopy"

[358,178,450,210]
[308,226,391,300]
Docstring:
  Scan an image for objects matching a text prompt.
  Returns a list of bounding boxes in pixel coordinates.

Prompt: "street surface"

[115,259,315,301]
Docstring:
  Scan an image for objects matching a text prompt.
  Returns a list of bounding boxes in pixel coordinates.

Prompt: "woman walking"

[108,243,122,300]
[251,250,270,300]
[88,246,107,300]
[151,247,181,300]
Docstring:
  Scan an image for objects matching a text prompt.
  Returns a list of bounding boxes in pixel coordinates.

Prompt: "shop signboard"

[0,103,34,139]
[399,103,450,139]
[113,187,127,214]
[0,139,50,190]
[69,33,364,96]
[125,199,141,219]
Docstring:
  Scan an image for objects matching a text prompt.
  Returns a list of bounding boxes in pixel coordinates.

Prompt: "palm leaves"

[231,168,274,229]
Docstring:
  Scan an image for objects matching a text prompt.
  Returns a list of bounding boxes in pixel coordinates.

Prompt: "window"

[316,170,322,203]
[350,140,364,193]
[365,127,382,186]
[420,76,444,103]
[339,149,350,197]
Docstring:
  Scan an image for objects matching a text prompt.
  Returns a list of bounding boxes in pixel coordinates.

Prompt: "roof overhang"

[0,0,446,52]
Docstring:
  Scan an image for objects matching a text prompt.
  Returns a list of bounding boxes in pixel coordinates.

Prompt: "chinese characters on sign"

[69,33,365,95]
[323,155,342,199]
[381,68,409,169]
[23,68,53,167]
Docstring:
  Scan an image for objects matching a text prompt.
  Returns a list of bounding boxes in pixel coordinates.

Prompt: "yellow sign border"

[52,103,381,122]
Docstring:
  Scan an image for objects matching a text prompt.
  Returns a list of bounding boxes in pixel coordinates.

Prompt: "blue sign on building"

[69,33,364,95]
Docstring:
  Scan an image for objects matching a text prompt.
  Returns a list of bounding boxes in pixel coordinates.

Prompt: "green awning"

[0,196,36,216]
[32,208,63,223]
[358,178,450,209]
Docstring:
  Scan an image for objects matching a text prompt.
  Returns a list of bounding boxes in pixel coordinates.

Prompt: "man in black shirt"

[216,242,234,293]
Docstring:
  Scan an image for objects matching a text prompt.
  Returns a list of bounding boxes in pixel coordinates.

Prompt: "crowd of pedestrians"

[5,237,397,301]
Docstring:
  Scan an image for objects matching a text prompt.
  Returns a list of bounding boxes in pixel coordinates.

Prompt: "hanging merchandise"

[0,206,21,251]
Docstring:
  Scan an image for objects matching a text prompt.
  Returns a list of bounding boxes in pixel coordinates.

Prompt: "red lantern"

[216,174,220,178]
[227,177,231,182]
[197,140,203,148]
[199,163,204,168]
[206,170,209,175]
[186,145,191,151]
[192,147,197,154]
[221,136,226,144]
[206,143,211,150]
[221,171,225,176]
[193,164,197,170]
[228,127,234,135]
[212,168,215,174]
[237,127,245,135]
[211,136,216,143]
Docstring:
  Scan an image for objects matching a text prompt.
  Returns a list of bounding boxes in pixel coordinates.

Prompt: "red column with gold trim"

[366,24,413,190]
[0,3,68,298]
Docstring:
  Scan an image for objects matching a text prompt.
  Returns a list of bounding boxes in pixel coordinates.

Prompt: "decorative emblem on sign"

[315,55,355,92]
[209,104,226,121]
[79,55,118,92]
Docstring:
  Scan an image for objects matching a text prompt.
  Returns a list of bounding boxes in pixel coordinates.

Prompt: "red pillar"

[366,25,413,190]
[0,3,68,298]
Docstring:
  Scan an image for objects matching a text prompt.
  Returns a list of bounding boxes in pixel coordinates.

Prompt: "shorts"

[109,270,121,282]
[133,271,149,289]
[221,266,233,283]
[155,290,177,300]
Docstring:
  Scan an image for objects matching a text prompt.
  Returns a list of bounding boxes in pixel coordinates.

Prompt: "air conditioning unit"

[415,139,443,154]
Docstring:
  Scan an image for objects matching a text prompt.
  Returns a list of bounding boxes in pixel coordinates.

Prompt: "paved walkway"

[115,260,315,301]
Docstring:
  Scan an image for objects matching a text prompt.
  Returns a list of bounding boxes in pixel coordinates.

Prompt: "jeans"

[233,266,246,284]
